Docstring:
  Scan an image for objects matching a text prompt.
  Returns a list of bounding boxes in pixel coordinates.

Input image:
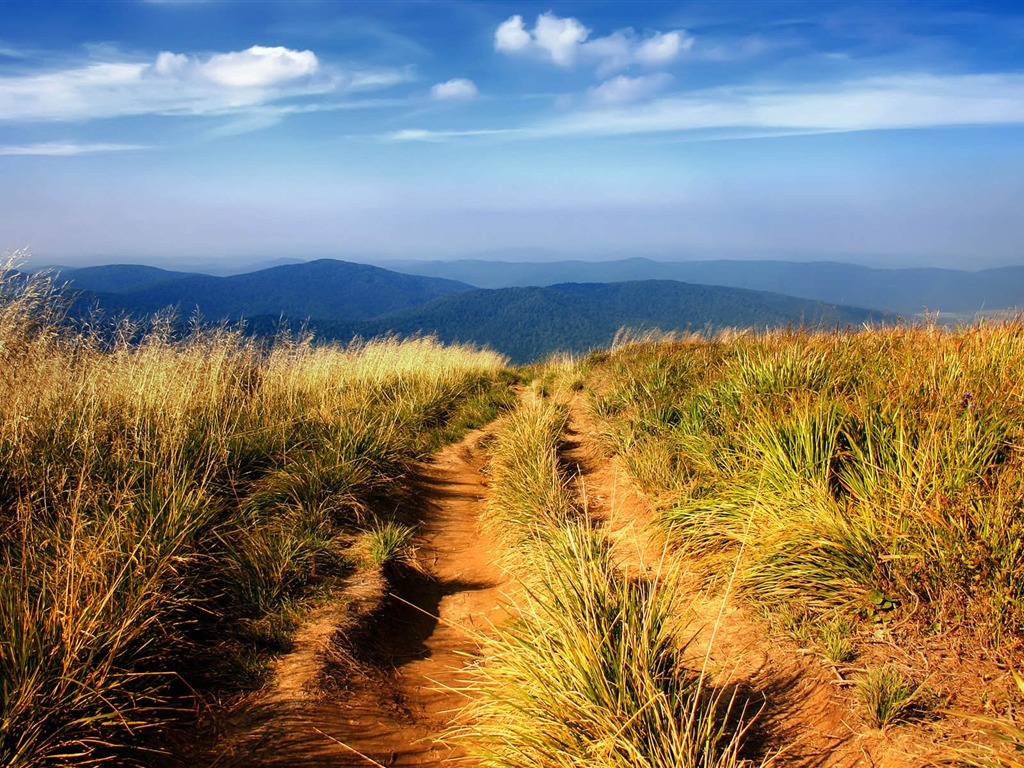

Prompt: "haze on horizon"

[2,0,1024,271]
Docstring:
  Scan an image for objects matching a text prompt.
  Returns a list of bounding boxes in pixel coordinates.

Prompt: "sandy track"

[200,428,507,767]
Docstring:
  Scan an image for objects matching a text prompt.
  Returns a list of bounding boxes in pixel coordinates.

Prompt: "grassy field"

[4,258,1024,766]
[586,324,1024,648]
[580,324,1024,764]
[454,395,751,767]
[0,265,510,766]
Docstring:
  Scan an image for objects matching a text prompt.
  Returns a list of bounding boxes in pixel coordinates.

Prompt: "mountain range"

[59,260,470,321]
[246,280,880,364]
[381,257,1024,316]
[51,259,886,363]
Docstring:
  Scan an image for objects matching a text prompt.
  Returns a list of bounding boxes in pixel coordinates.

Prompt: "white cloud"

[495,15,532,53]
[635,32,691,66]
[589,73,673,105]
[549,74,1024,137]
[494,13,691,72]
[390,128,434,141]
[347,68,412,91]
[387,127,513,142]
[190,45,318,87]
[388,73,1024,143]
[0,45,404,122]
[0,141,148,156]
[149,45,318,87]
[533,13,589,66]
[430,78,478,101]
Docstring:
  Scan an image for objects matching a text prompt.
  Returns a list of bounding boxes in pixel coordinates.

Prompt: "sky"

[2,0,1024,270]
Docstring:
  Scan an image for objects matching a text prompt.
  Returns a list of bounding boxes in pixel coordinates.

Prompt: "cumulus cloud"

[0,45,404,122]
[588,73,673,105]
[153,45,318,87]
[533,13,590,66]
[495,15,533,53]
[635,32,690,66]
[494,12,691,72]
[430,78,478,101]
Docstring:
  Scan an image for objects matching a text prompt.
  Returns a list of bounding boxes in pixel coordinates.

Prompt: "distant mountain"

[56,264,200,293]
[380,258,1024,316]
[63,259,473,322]
[52,261,885,363]
[263,280,883,364]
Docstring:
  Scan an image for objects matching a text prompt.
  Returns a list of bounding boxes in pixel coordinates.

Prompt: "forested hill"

[59,259,473,322]
[53,260,885,363]
[251,280,884,364]
[53,264,203,294]
[382,257,1024,316]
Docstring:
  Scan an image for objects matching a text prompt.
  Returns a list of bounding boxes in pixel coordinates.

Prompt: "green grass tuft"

[856,665,918,730]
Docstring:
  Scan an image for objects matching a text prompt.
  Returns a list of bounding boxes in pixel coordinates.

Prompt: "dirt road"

[202,428,507,767]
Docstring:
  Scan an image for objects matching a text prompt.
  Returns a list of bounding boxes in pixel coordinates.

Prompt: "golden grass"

[0,258,509,766]
[588,323,1024,647]
[457,395,752,767]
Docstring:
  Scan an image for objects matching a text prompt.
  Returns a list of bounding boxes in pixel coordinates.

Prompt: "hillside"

[63,259,473,322]
[3,261,1022,768]
[382,257,1024,315]
[275,280,883,363]
[55,264,202,293]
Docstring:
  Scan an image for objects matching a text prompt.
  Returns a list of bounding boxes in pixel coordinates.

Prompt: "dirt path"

[561,395,932,768]
[202,427,507,767]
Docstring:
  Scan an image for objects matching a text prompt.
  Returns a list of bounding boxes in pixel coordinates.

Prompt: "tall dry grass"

[457,395,751,767]
[588,323,1024,647]
[0,257,509,766]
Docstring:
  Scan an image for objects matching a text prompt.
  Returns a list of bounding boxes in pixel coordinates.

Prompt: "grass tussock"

[0,257,510,766]
[856,665,918,730]
[458,392,751,767]
[483,398,575,545]
[587,324,1024,649]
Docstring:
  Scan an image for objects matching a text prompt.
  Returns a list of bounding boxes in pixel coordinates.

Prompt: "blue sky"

[2,0,1024,270]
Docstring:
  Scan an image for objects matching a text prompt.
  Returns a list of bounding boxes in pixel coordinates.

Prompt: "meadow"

[587,324,1024,648]
[0,263,508,765]
[3,257,1024,767]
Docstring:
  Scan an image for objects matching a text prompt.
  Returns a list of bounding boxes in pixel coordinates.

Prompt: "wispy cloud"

[552,74,1024,136]
[205,96,408,137]
[495,13,692,75]
[0,44,29,59]
[430,78,478,101]
[386,128,514,142]
[0,141,149,156]
[588,73,673,106]
[0,45,409,122]
[390,73,1024,142]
